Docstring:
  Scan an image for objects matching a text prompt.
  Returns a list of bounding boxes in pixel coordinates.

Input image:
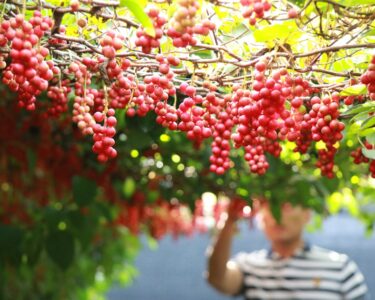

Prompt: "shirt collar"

[267,241,311,259]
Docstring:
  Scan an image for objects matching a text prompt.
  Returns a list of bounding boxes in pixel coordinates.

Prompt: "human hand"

[227,198,247,222]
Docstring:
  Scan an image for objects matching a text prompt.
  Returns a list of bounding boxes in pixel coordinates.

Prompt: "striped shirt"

[233,244,368,300]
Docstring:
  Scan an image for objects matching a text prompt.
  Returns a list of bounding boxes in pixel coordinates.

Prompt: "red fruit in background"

[288,8,298,18]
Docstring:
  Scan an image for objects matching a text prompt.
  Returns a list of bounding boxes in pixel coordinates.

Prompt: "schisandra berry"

[360,55,375,101]
[351,144,375,178]
[100,31,124,59]
[288,8,298,18]
[135,7,166,53]
[0,12,55,110]
[241,0,271,26]
[92,109,117,162]
[167,0,215,47]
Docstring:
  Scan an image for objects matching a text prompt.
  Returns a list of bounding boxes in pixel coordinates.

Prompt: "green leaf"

[365,29,375,37]
[146,235,158,250]
[361,115,375,130]
[27,149,36,172]
[122,177,136,198]
[339,84,367,96]
[45,230,75,270]
[341,102,375,116]
[362,148,375,160]
[120,0,155,37]
[0,225,24,265]
[190,49,215,59]
[332,58,354,72]
[359,127,375,137]
[288,0,305,7]
[24,229,43,266]
[253,20,302,44]
[367,134,375,144]
[147,190,159,203]
[333,0,375,6]
[72,176,97,206]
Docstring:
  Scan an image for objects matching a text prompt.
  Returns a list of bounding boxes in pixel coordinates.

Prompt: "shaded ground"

[108,213,375,300]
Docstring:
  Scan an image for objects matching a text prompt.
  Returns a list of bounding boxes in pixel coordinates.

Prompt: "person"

[206,198,369,299]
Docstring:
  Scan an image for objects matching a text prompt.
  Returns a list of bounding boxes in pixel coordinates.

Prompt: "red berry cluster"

[341,79,365,105]
[115,193,193,239]
[177,84,208,137]
[241,0,271,26]
[109,73,136,109]
[135,7,166,54]
[129,55,177,121]
[169,0,199,37]
[244,145,269,175]
[89,88,105,112]
[144,73,174,114]
[228,62,310,174]
[351,143,375,178]
[315,145,337,178]
[343,95,365,106]
[97,58,133,110]
[305,94,345,177]
[193,20,216,36]
[360,55,375,101]
[351,146,370,164]
[230,87,268,174]
[0,12,57,110]
[104,57,124,79]
[167,0,215,47]
[69,61,96,135]
[92,109,117,162]
[156,54,180,75]
[310,94,343,144]
[294,116,313,154]
[100,31,124,59]
[45,79,71,117]
[209,96,233,175]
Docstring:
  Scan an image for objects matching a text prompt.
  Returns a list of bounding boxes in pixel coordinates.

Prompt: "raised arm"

[205,200,244,295]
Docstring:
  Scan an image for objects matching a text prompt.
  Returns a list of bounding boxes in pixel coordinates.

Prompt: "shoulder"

[231,249,269,270]
[304,245,366,280]
[304,245,350,265]
[233,249,268,263]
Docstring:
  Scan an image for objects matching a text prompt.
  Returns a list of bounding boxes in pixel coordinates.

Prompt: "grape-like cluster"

[351,146,370,164]
[0,12,57,110]
[209,95,233,175]
[351,143,375,178]
[109,74,136,110]
[92,109,117,162]
[306,94,345,177]
[100,31,124,59]
[229,62,311,174]
[128,55,177,125]
[115,194,194,239]
[69,61,96,135]
[177,83,213,140]
[45,79,71,117]
[135,7,167,54]
[167,0,215,47]
[241,0,271,26]
[360,55,375,101]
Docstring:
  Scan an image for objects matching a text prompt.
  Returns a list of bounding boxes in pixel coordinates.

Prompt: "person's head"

[255,199,311,244]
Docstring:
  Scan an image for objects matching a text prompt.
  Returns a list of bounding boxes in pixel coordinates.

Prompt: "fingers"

[227,198,248,221]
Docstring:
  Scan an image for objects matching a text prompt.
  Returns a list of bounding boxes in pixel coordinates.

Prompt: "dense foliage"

[0,0,375,298]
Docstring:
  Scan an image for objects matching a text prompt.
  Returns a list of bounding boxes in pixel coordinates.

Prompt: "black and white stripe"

[233,245,368,300]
